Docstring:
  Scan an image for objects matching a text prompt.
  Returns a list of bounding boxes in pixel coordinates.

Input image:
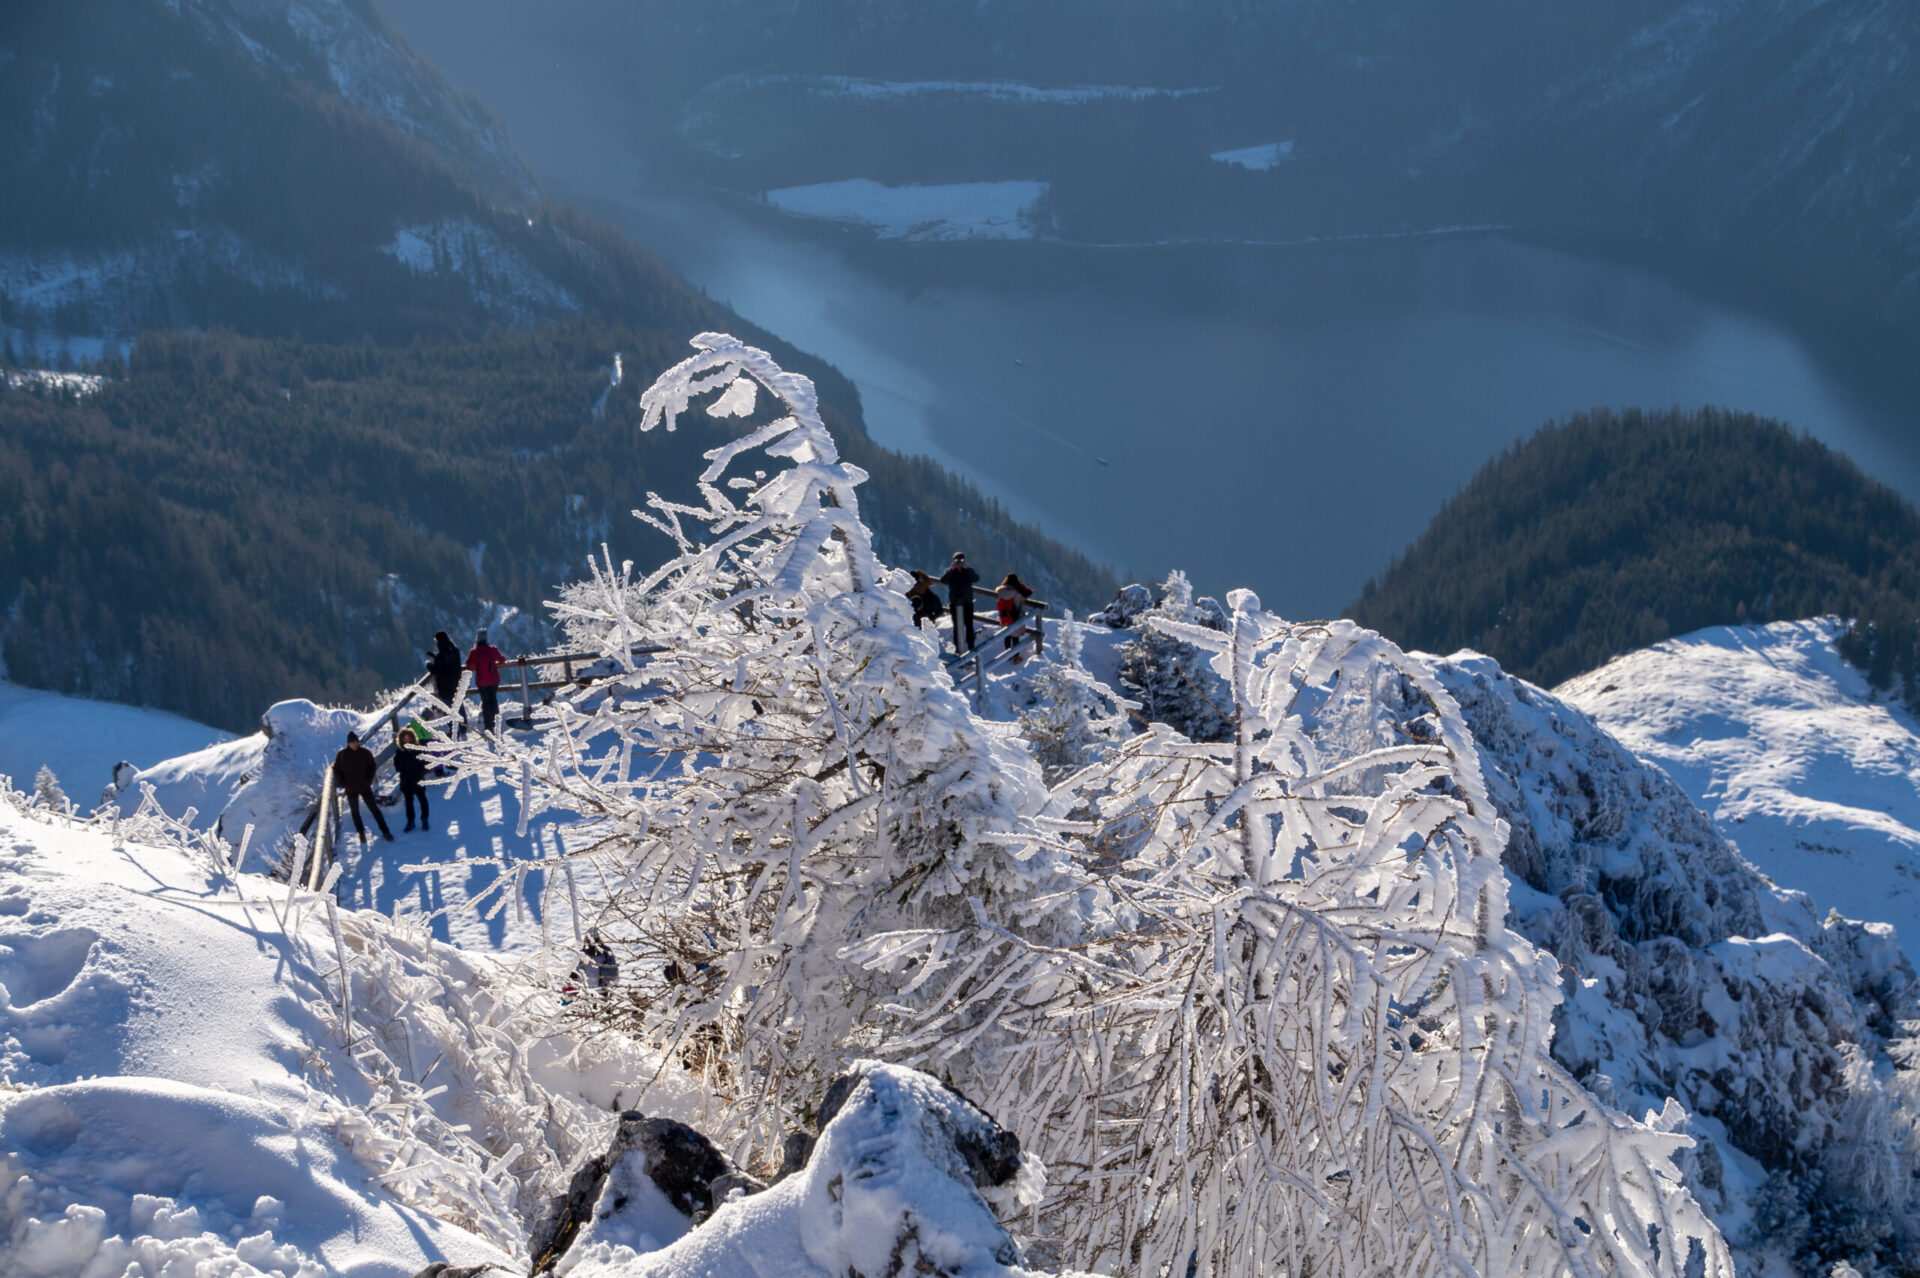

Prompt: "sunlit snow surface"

[1560,618,1920,962]
[0,680,231,806]
[762,179,1049,241]
[1209,141,1295,170]
[0,807,513,1276]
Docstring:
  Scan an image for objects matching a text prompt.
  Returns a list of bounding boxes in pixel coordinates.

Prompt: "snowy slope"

[1433,649,1920,1270]
[121,698,596,954]
[1559,619,1920,966]
[0,798,516,1275]
[0,679,231,809]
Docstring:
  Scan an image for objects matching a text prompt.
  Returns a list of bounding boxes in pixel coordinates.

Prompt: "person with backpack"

[940,552,980,654]
[996,572,1035,658]
[394,722,431,832]
[332,730,392,844]
[425,631,464,728]
[466,627,507,734]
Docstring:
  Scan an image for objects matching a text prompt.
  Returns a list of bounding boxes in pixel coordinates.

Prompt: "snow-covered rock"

[554,1062,1058,1278]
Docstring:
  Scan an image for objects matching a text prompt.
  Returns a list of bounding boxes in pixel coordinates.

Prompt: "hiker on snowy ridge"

[425,630,463,725]
[466,627,506,734]
[394,722,431,833]
[996,572,1035,658]
[940,552,980,654]
[332,730,392,844]
[904,569,945,629]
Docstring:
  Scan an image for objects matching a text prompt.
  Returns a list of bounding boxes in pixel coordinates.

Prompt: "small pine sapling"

[1116,569,1233,741]
[33,764,68,812]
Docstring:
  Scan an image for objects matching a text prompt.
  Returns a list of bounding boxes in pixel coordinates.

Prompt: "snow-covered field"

[1560,618,1920,963]
[762,179,1049,241]
[0,680,231,809]
[711,73,1216,105]
[1210,140,1295,170]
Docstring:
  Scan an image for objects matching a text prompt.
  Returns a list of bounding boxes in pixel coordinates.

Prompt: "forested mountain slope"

[0,0,1112,732]
[1349,407,1920,693]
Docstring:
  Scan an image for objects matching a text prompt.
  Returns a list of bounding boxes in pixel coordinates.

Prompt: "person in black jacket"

[425,631,464,732]
[332,730,392,844]
[939,552,980,654]
[395,723,431,833]
[905,570,945,629]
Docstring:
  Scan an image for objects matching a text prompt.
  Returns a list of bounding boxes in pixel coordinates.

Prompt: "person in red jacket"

[466,627,507,733]
[996,573,1035,661]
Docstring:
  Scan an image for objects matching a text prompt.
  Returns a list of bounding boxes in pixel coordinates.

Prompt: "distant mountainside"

[1562,618,1920,970]
[0,0,1113,732]
[1438,646,1920,1274]
[387,0,1920,338]
[1347,407,1920,693]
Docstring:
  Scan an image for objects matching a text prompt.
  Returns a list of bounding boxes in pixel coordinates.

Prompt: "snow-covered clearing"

[2,369,106,395]
[761,179,1049,241]
[715,73,1216,105]
[0,680,230,809]
[1560,618,1920,963]
[1210,140,1295,170]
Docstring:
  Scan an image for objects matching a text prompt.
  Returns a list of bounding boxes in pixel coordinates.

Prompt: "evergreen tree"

[1116,569,1232,740]
[33,764,67,811]
[1016,609,1133,781]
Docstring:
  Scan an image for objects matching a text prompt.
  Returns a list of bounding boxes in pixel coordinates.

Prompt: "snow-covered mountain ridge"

[10,337,1920,1276]
[1432,649,1920,1272]
[1562,619,1920,967]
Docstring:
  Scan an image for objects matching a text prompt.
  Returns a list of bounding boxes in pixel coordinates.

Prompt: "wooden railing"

[946,618,1045,706]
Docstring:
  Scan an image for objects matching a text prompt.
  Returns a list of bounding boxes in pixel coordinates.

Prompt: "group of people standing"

[328,627,510,845]
[906,552,1036,658]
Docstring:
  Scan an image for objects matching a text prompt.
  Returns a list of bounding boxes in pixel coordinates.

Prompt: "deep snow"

[0,800,516,1275]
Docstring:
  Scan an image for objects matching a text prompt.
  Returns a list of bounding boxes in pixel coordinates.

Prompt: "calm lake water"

[373,0,1919,619]
[607,193,1920,617]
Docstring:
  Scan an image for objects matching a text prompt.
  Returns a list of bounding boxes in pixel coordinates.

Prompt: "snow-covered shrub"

[855,600,1734,1277]
[420,335,1735,1277]
[1015,611,1133,782]
[1115,569,1232,741]
[427,333,1061,1167]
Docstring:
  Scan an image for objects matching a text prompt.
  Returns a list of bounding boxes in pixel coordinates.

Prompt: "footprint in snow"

[0,928,98,1010]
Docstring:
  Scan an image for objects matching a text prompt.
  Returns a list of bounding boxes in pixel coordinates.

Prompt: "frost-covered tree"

[856,598,1735,1278]
[428,333,1063,1162]
[1116,569,1232,741]
[427,335,1735,1278]
[1016,610,1134,782]
[33,764,67,811]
